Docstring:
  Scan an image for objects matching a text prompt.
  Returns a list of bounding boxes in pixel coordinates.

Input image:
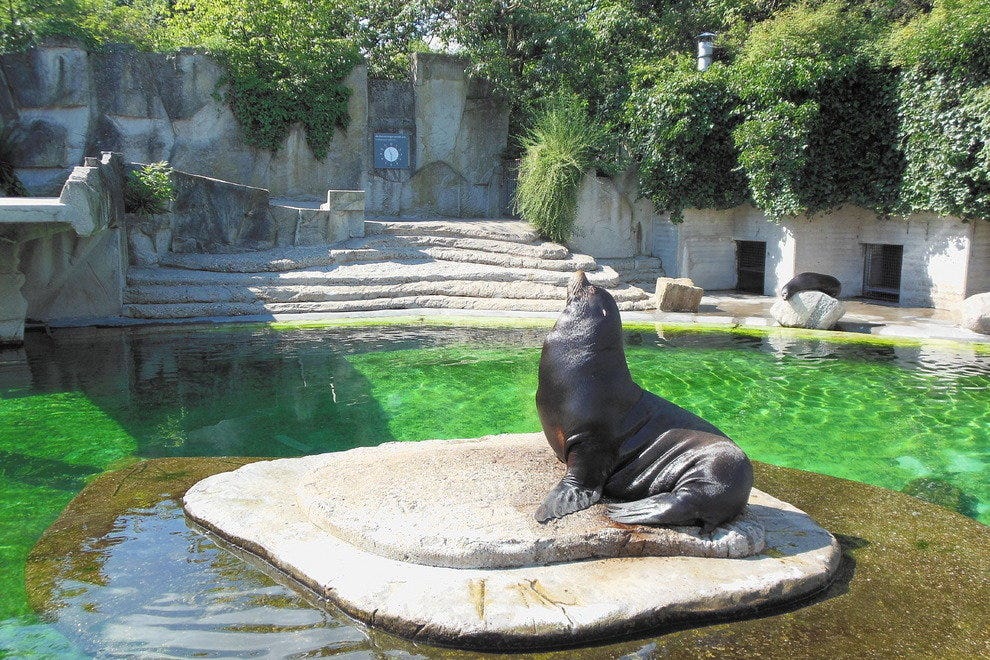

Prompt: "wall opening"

[736,240,766,293]
[862,243,903,302]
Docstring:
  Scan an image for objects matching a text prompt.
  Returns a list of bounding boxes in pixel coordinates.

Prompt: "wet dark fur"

[781,272,841,300]
[535,271,753,531]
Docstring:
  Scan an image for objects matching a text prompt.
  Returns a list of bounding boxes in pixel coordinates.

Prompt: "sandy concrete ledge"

[183,433,841,650]
[41,296,990,344]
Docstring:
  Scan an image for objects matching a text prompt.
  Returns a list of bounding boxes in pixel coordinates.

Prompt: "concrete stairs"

[124,219,657,319]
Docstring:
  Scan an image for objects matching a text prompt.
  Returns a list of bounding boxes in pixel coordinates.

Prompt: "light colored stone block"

[656,276,704,312]
[770,291,846,329]
[183,432,840,651]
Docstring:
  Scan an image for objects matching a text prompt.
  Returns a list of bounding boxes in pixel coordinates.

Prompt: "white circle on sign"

[383,146,400,163]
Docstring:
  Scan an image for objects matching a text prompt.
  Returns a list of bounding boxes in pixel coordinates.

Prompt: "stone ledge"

[183,433,841,650]
[296,434,765,568]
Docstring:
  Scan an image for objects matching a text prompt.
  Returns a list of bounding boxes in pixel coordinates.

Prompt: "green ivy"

[626,1,910,223]
[625,56,747,222]
[728,1,902,220]
[891,0,990,221]
[168,0,361,158]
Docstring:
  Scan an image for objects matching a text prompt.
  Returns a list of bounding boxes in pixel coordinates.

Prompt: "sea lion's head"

[559,270,623,347]
[779,283,790,299]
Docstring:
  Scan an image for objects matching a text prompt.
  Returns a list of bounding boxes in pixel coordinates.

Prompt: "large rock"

[771,291,846,329]
[168,171,272,253]
[959,292,990,334]
[298,434,766,568]
[656,276,704,312]
[183,432,841,650]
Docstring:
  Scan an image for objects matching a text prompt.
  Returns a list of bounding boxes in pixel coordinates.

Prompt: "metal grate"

[736,241,766,294]
[862,243,903,302]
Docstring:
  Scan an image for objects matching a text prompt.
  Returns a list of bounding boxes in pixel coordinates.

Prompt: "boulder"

[770,291,846,329]
[656,277,704,312]
[959,292,990,335]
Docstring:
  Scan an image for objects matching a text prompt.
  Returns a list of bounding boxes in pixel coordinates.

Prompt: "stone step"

[159,239,597,274]
[598,256,664,291]
[124,294,655,319]
[124,280,650,305]
[372,234,569,260]
[363,218,540,244]
[128,261,623,289]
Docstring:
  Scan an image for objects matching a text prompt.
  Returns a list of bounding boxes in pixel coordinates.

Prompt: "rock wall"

[967,219,989,297]
[0,44,510,217]
[365,54,510,217]
[10,152,128,333]
[127,170,365,266]
[569,169,655,259]
[0,41,367,199]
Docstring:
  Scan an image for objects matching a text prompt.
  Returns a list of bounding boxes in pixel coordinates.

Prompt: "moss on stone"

[902,477,979,517]
[25,457,990,658]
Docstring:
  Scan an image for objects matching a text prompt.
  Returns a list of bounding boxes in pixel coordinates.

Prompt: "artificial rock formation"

[0,42,366,198]
[183,433,841,650]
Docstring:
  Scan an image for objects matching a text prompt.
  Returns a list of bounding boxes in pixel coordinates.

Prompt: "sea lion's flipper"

[605,491,702,527]
[535,478,600,523]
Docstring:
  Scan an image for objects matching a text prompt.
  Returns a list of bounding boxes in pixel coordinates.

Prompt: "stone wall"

[365,54,510,217]
[967,219,990,297]
[649,204,985,308]
[0,41,367,199]
[0,45,510,217]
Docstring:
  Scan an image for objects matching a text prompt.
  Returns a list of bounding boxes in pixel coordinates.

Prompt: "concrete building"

[572,172,989,311]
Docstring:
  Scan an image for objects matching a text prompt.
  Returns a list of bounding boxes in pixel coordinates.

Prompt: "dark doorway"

[862,243,904,302]
[736,241,766,294]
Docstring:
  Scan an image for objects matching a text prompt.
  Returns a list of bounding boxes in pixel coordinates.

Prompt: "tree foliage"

[626,56,747,222]
[726,1,902,219]
[890,0,990,221]
[0,0,987,222]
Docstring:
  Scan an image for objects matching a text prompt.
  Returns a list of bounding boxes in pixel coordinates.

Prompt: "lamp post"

[697,32,716,72]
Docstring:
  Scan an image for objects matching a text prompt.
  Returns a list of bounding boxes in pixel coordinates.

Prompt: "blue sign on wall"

[374,133,410,169]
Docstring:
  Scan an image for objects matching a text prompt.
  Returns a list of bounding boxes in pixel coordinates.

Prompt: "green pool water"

[0,323,987,656]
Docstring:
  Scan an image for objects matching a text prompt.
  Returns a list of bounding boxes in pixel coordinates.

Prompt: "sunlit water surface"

[1,324,987,657]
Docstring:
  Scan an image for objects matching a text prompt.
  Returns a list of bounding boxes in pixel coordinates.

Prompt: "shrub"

[625,56,748,222]
[514,96,607,243]
[124,162,174,215]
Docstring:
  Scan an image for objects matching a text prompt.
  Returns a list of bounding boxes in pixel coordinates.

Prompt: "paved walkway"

[45,290,988,345]
[646,291,988,343]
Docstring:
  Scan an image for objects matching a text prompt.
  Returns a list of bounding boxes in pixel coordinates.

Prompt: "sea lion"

[780,272,841,300]
[535,271,753,531]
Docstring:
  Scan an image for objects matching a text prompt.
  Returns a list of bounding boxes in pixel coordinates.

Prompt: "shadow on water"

[0,451,95,491]
[17,325,404,457]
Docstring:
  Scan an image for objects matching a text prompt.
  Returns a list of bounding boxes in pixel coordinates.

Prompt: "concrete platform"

[183,433,841,650]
